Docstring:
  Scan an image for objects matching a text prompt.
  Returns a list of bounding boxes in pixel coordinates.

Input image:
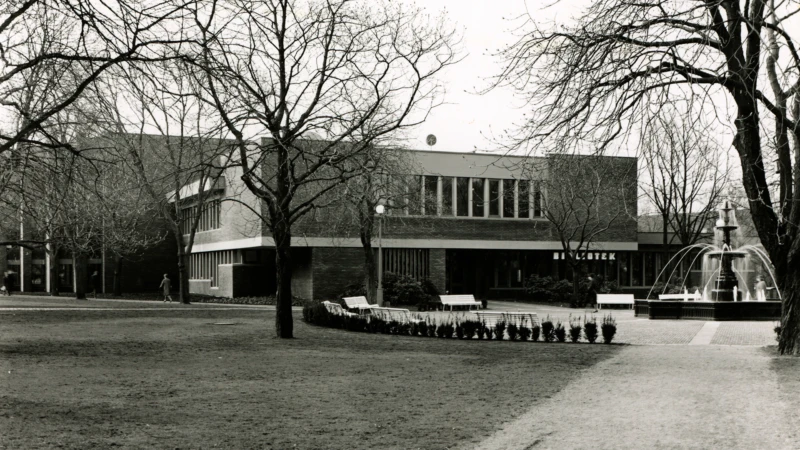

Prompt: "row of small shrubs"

[303,303,618,344]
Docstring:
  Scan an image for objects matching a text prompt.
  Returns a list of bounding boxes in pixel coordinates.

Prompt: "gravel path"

[475,345,795,450]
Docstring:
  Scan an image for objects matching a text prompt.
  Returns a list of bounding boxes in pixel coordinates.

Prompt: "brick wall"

[312,247,365,301]
[429,249,446,292]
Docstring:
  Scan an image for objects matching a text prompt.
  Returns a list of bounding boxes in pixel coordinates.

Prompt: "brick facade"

[311,247,365,300]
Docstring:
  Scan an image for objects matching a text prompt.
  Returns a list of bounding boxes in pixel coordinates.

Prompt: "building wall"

[312,247,365,301]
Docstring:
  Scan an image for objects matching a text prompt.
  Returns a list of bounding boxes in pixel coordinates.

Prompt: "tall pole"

[376,212,384,306]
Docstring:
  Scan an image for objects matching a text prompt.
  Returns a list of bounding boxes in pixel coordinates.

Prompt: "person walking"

[159,274,173,303]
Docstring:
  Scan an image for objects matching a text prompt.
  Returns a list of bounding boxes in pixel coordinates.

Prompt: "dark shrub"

[476,323,486,340]
[443,323,455,339]
[303,302,332,327]
[554,321,566,343]
[524,274,555,301]
[427,323,438,338]
[541,319,555,343]
[370,317,388,334]
[552,279,576,303]
[345,315,368,332]
[519,325,531,341]
[436,323,447,338]
[601,315,617,344]
[383,272,429,307]
[584,318,598,343]
[531,325,541,342]
[463,321,479,339]
[420,278,440,297]
[418,321,428,337]
[481,298,488,309]
[569,318,582,343]
[494,322,506,341]
[456,323,465,339]
[507,323,519,341]
[485,327,495,340]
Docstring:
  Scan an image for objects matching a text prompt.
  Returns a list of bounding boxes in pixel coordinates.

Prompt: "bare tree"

[94,61,232,303]
[493,0,800,354]
[0,0,195,157]
[640,112,729,274]
[535,154,637,298]
[191,0,460,337]
[330,147,419,303]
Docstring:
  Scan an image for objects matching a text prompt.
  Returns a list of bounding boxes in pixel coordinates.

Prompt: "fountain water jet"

[636,200,782,320]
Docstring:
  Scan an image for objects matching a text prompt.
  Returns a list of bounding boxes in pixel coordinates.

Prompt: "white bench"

[658,293,701,302]
[439,294,482,311]
[472,311,539,328]
[370,307,422,324]
[342,296,378,313]
[596,294,635,309]
[322,301,357,317]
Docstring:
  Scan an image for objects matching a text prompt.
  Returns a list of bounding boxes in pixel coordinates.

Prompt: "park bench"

[322,301,358,317]
[471,311,539,328]
[438,294,482,311]
[658,293,701,302]
[342,296,379,313]
[596,294,635,309]
[370,307,423,324]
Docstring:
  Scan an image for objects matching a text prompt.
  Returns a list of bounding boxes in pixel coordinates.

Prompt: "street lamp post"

[375,204,385,306]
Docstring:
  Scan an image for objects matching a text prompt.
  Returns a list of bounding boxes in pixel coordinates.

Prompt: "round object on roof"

[426,134,437,146]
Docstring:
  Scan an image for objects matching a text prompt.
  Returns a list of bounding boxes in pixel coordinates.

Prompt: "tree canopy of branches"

[640,112,729,256]
[193,0,460,338]
[1,0,196,157]
[94,61,233,303]
[495,0,800,354]
[535,154,637,294]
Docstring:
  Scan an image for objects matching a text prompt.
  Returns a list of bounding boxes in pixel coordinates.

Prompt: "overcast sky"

[399,0,586,153]
[398,0,533,153]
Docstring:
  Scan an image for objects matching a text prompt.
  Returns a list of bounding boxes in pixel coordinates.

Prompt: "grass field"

[0,306,619,449]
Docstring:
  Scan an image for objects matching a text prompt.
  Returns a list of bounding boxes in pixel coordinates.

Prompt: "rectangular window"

[518,180,530,218]
[472,178,485,217]
[489,179,500,216]
[632,253,643,286]
[441,177,453,216]
[533,181,543,217]
[503,180,514,218]
[456,177,469,217]
[407,176,422,215]
[424,175,438,216]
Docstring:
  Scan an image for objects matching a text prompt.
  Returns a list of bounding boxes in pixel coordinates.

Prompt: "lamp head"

[375,204,385,214]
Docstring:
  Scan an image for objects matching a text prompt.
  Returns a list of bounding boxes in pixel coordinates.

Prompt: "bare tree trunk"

[779,258,800,354]
[113,254,122,296]
[173,228,192,304]
[48,245,59,297]
[73,254,88,300]
[662,213,671,285]
[273,216,294,338]
[359,209,377,302]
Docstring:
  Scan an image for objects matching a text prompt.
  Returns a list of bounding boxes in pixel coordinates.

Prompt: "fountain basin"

[635,300,781,321]
[704,251,748,258]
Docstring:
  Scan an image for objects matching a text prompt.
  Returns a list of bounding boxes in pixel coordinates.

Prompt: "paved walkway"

[476,345,797,450]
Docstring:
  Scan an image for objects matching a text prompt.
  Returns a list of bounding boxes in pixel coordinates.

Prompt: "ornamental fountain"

[635,200,782,320]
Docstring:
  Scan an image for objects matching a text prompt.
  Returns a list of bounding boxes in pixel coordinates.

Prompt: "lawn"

[1,307,619,449]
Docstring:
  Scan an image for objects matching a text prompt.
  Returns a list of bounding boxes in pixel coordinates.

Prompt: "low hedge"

[303,303,617,343]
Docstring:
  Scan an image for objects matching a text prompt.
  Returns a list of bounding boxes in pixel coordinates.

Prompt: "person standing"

[159,274,173,303]
[90,271,101,298]
[755,276,767,302]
